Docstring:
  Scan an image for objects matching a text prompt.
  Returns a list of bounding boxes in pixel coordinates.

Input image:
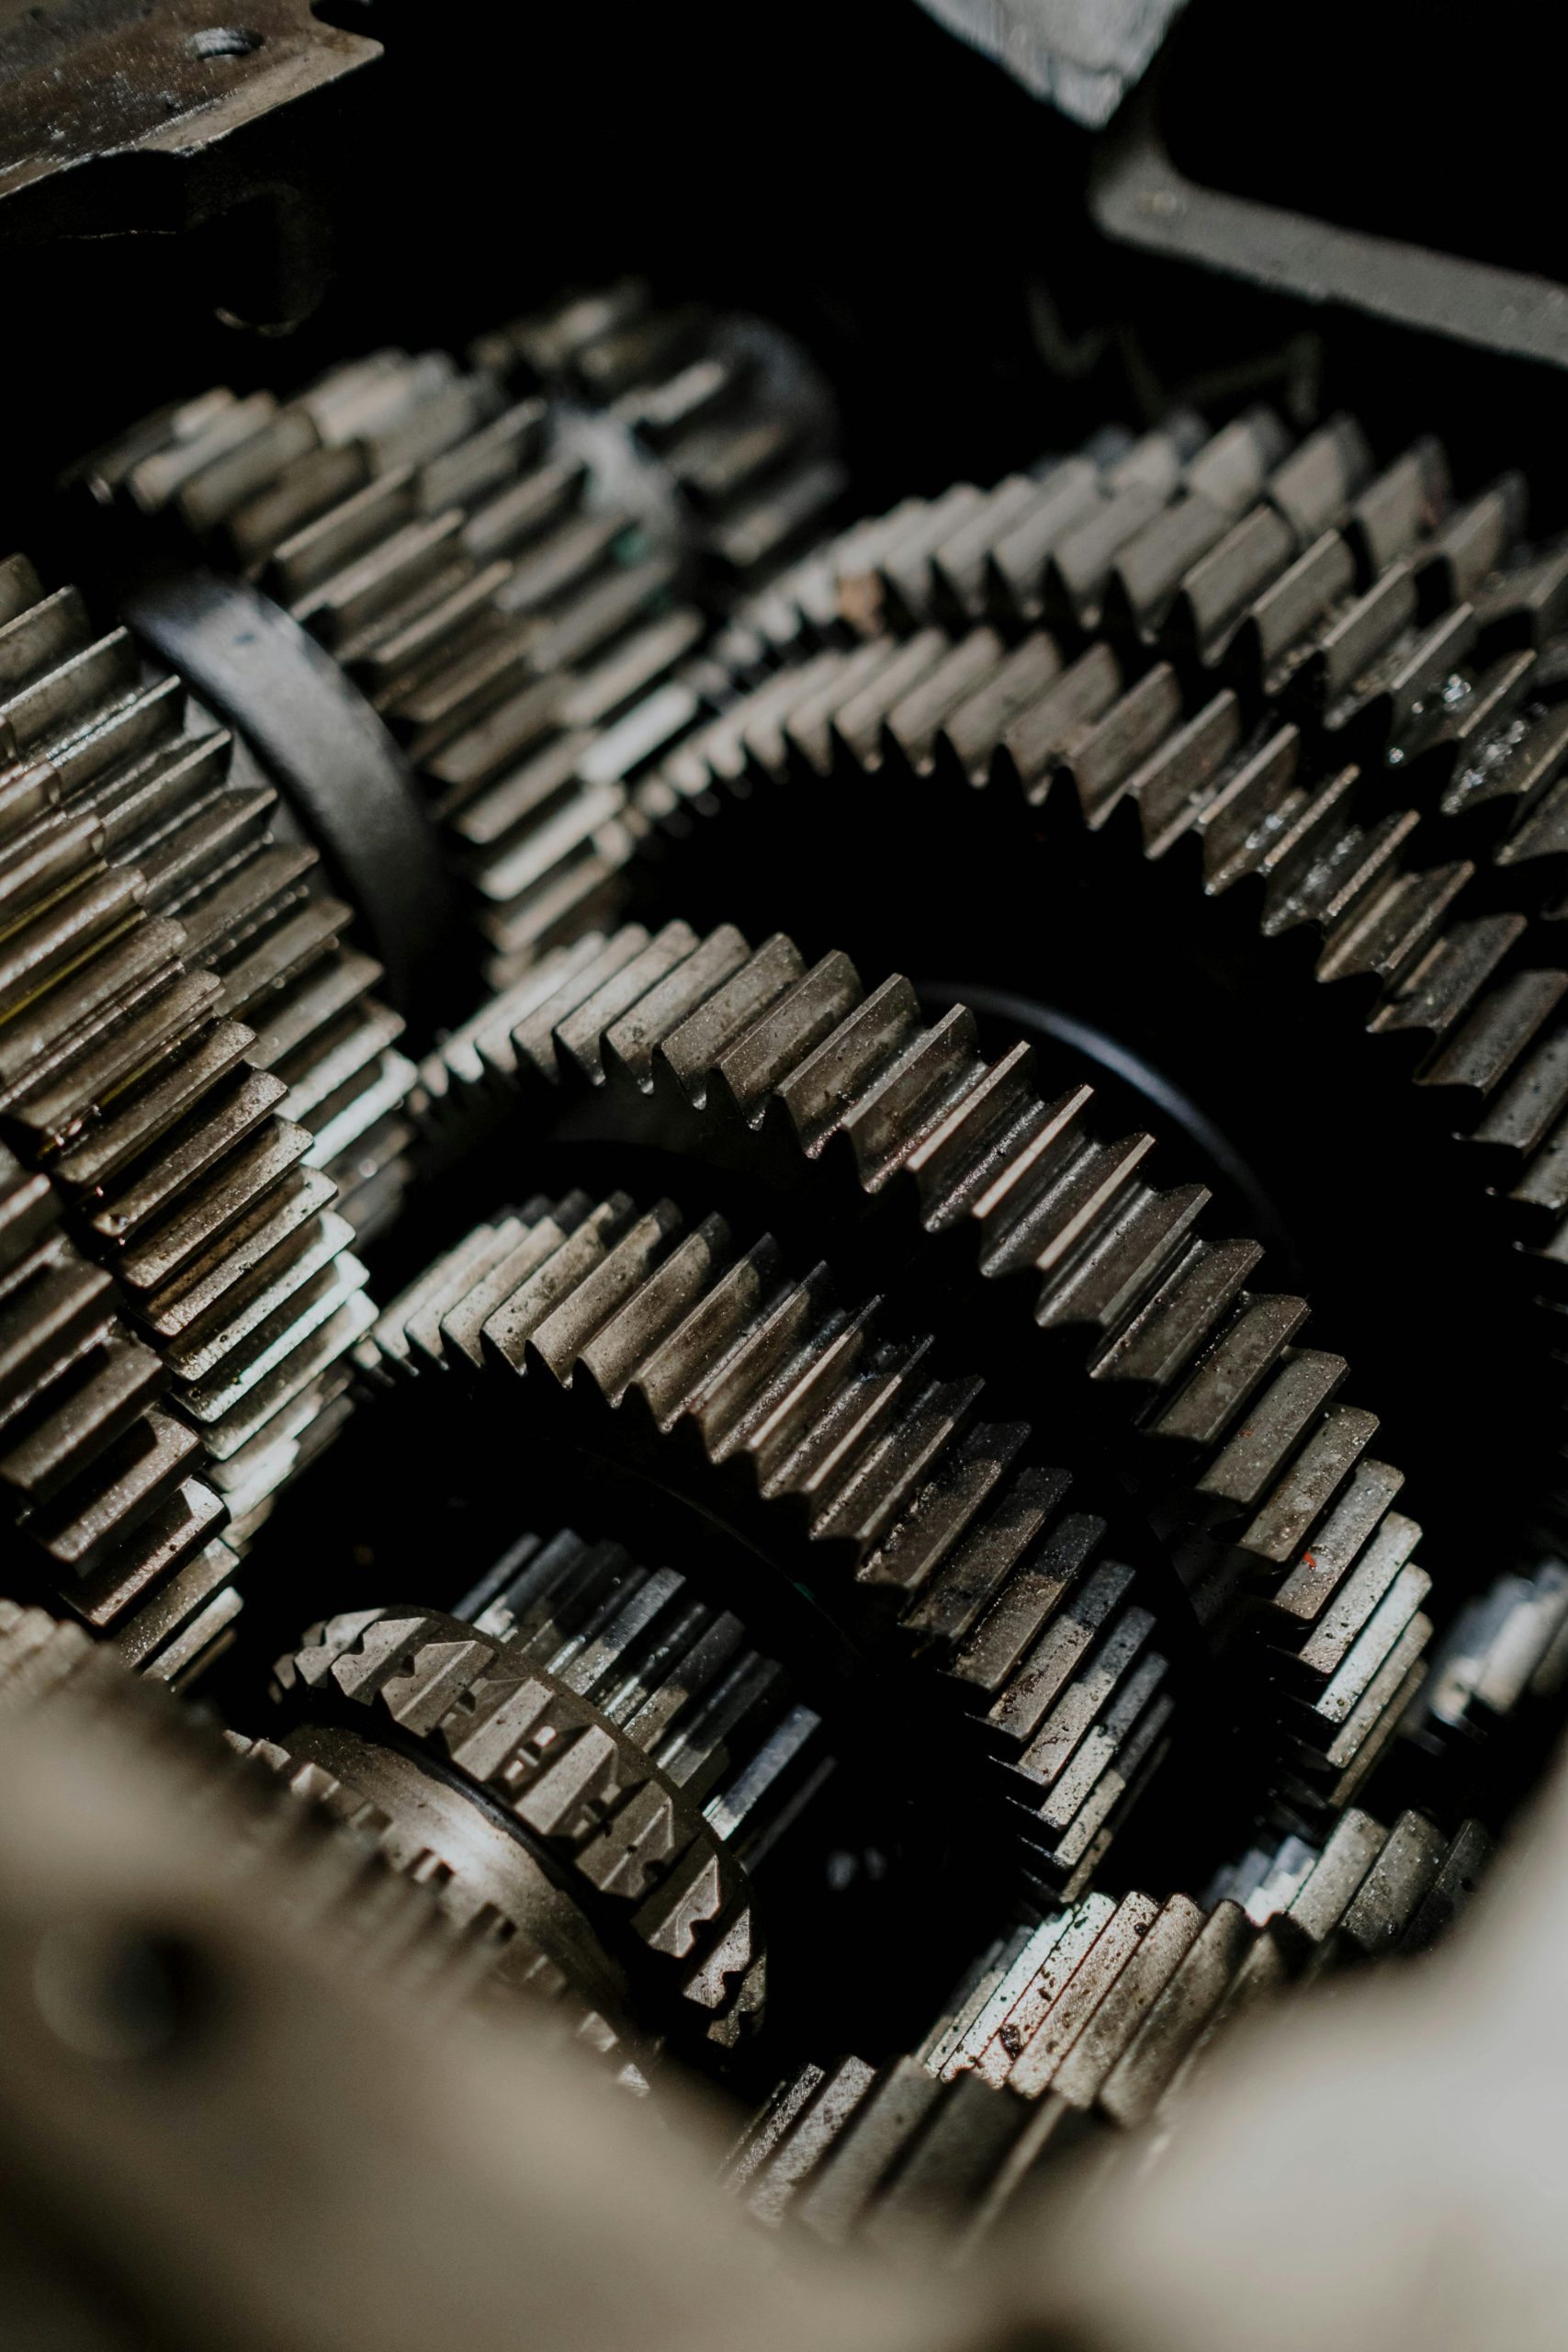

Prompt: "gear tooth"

[687,1268,839,1458]
[903,1463,1075,1651]
[525,1201,686,1380]
[771,973,924,1151]
[976,1124,1156,1285]
[655,933,807,1099]
[833,1002,981,1187]
[711,951,863,1119]
[479,1193,635,1372]
[831,628,952,762]
[628,1235,785,1428]
[953,1510,1108,1699]
[1040,1181,1209,1336]
[1092,1236,1263,1390]
[380,1634,496,1735]
[1153,1292,1312,1450]
[1198,1349,1349,1513]
[1419,967,1568,1104]
[856,1415,1028,1599]
[934,633,1065,786]
[602,922,751,1085]
[881,628,1007,773]
[576,1213,734,1403]
[548,920,700,1083]
[781,638,905,775]
[1318,860,1473,986]
[741,1301,884,1490]
[1122,689,1244,855]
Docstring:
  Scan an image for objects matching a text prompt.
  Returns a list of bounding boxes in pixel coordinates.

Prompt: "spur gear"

[71,288,842,1001]
[1,1142,237,1679]
[1,547,408,1599]
[730,1797,1490,2256]
[620,413,1568,1577]
[353,1188,1185,1904]
[262,1526,831,2058]
[413,918,1437,1826]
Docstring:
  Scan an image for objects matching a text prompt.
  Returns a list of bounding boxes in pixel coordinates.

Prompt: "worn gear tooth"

[881,629,1009,771]
[479,1194,637,1371]
[1092,1237,1263,1391]
[780,639,910,775]
[526,1203,688,1378]
[937,635,1065,783]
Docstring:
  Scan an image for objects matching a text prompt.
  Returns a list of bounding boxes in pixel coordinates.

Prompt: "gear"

[731,1798,1490,2255]
[413,918,1437,1826]
[73,288,842,999]
[264,1514,833,2056]
[1,548,405,1580]
[354,1188,1185,1902]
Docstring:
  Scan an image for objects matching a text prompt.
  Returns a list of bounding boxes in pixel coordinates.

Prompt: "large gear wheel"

[412,918,1439,1829]
[613,416,1568,1589]
[350,1186,1194,1907]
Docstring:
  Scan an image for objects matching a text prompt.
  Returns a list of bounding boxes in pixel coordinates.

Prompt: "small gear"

[266,1544,829,2053]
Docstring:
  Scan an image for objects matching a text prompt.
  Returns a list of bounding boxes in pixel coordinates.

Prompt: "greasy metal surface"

[0,0,378,230]
[1093,90,1568,370]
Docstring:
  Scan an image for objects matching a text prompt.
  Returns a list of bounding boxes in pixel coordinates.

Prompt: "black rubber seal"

[124,567,455,1020]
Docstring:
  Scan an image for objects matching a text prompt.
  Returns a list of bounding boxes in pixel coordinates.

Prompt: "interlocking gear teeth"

[78,288,842,994]
[732,1799,1489,2254]
[1,548,401,1589]
[357,1190,1182,1900]
[619,595,1568,1550]
[269,1563,814,2051]
[413,921,1433,1818]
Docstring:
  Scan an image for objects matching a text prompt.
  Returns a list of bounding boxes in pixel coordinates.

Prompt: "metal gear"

[354,1188,1185,1902]
[263,1523,832,2057]
[412,918,1438,1826]
[1,1140,237,1680]
[730,1797,1490,2256]
[1,548,408,1604]
[72,288,842,998]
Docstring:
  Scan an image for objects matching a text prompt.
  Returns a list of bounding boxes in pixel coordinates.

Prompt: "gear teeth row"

[732,1800,1488,2254]
[358,1193,1179,1898]
[271,1576,808,2051]
[1,1141,238,1679]
[79,288,841,993]
[0,1595,550,2022]
[413,922,1432,1815]
[1,550,400,1568]
[625,612,1568,1531]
